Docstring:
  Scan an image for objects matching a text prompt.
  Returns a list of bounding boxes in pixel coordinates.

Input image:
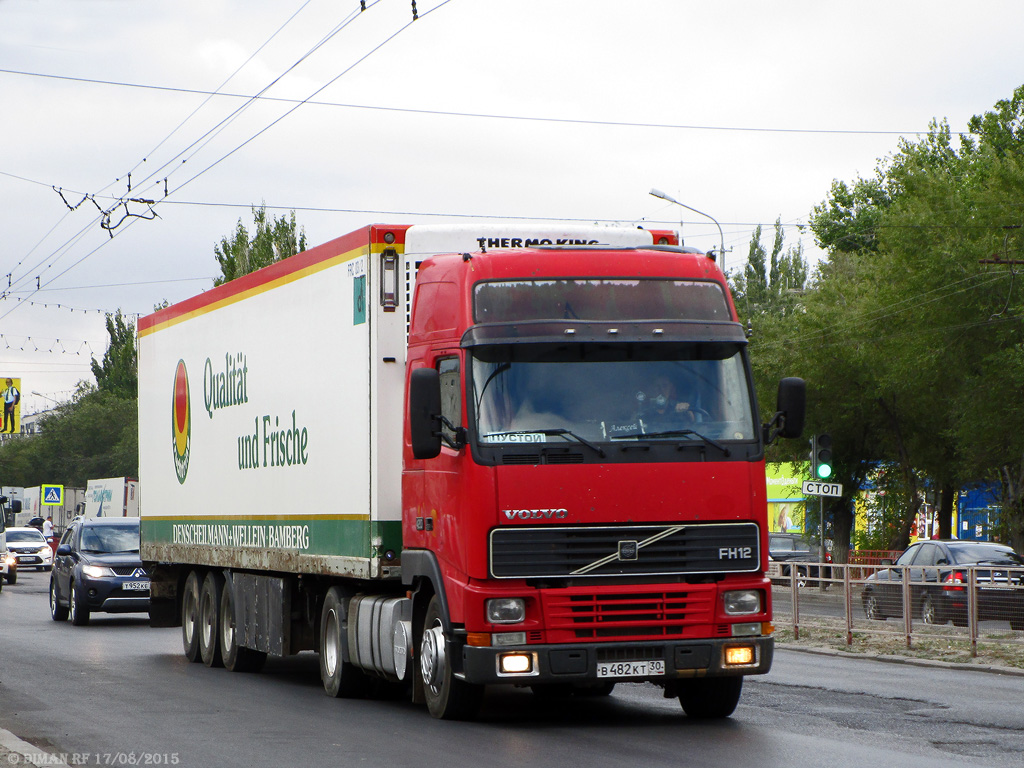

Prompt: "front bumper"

[461,636,773,686]
[12,549,52,569]
[80,576,151,613]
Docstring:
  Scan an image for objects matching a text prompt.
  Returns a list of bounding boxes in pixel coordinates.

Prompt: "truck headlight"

[486,598,526,624]
[723,590,761,616]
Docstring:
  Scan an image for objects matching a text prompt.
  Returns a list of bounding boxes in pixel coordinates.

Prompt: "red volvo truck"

[139,222,805,720]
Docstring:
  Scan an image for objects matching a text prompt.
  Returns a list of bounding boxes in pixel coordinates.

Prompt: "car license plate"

[597,660,665,678]
[122,580,149,591]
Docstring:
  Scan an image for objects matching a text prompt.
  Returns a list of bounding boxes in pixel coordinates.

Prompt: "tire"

[199,571,225,668]
[181,570,202,662]
[863,592,885,621]
[70,581,90,626]
[7,569,16,585]
[49,576,68,621]
[420,594,483,720]
[678,676,743,719]
[319,586,370,698]
[920,594,940,625]
[219,574,266,673]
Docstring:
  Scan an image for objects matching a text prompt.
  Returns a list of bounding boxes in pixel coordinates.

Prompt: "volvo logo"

[503,508,568,521]
[618,541,639,560]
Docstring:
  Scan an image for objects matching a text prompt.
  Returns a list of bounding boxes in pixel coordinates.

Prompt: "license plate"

[597,660,665,678]
[122,580,149,591]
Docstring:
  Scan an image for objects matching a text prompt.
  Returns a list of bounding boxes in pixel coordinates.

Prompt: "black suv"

[50,517,149,625]
[769,532,831,587]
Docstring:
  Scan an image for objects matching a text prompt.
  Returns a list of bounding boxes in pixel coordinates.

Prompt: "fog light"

[486,597,525,624]
[731,622,761,637]
[498,653,533,674]
[724,645,756,666]
[493,632,527,647]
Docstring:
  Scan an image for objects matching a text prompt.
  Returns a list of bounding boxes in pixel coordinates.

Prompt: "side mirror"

[409,367,443,460]
[763,377,806,443]
[11,499,22,513]
[56,544,72,557]
[775,377,806,438]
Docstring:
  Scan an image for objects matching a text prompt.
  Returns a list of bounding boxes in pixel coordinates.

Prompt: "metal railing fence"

[770,562,1024,658]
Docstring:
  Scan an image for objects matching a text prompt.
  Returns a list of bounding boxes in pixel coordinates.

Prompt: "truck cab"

[402,242,803,717]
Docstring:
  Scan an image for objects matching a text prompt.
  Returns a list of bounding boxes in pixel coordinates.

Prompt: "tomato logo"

[172,360,190,483]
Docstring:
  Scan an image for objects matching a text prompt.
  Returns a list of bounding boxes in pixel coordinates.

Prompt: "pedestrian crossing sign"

[42,484,64,506]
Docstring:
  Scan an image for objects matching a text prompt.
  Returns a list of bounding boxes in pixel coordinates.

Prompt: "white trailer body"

[84,477,140,518]
[138,223,670,578]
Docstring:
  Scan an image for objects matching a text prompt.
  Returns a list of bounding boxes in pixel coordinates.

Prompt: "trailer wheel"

[49,576,68,621]
[219,573,266,673]
[199,570,225,668]
[181,570,202,662]
[677,676,743,719]
[70,580,90,626]
[319,587,370,698]
[420,595,483,720]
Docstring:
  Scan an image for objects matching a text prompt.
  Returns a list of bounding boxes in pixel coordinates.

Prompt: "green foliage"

[0,385,137,487]
[731,218,808,322]
[90,310,137,399]
[753,85,1024,554]
[214,205,308,286]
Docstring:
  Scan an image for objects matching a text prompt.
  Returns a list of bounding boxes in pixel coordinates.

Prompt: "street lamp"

[649,188,727,273]
[31,391,61,410]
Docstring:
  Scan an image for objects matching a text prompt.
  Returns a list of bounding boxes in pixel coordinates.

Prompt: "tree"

[768,86,1024,555]
[90,310,137,399]
[731,219,808,321]
[214,205,307,285]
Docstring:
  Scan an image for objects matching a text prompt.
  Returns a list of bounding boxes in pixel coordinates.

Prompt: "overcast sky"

[1,0,1022,413]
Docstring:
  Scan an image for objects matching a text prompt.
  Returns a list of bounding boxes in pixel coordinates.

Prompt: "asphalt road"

[2,569,1022,768]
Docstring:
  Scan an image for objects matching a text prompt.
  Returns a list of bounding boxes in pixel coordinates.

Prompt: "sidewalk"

[0,728,71,767]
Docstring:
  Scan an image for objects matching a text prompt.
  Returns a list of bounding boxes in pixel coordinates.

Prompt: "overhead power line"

[0,66,953,138]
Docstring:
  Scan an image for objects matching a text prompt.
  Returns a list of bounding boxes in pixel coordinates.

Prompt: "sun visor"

[461,320,748,347]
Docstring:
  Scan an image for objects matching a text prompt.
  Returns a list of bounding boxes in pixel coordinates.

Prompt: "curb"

[0,727,71,767]
[776,641,1024,677]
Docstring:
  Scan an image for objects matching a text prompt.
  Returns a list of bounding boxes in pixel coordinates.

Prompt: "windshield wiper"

[617,428,731,456]
[485,428,606,458]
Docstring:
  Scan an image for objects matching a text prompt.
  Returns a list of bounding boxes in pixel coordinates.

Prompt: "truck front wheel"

[181,570,202,662]
[677,676,743,719]
[420,595,483,720]
[319,587,369,698]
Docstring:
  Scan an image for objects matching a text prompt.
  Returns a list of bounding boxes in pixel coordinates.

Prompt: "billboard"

[0,377,21,434]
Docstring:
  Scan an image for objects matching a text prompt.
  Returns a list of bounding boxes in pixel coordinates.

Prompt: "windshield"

[950,544,1024,566]
[80,524,140,554]
[471,343,756,445]
[7,530,45,543]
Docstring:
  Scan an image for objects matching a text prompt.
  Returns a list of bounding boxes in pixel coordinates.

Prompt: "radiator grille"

[545,585,716,640]
[490,522,759,579]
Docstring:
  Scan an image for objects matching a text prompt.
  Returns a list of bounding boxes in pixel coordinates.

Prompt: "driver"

[644,375,699,425]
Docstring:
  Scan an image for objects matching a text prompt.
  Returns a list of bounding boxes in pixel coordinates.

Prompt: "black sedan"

[50,517,150,626]
[768,532,831,587]
[860,540,1024,630]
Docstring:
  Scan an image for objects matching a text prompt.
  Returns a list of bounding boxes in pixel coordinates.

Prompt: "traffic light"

[811,433,833,479]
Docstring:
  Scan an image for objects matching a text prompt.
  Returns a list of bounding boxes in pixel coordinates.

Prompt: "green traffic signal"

[815,433,833,479]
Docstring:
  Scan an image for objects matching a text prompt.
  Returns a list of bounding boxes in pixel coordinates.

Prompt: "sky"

[1,0,1022,415]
